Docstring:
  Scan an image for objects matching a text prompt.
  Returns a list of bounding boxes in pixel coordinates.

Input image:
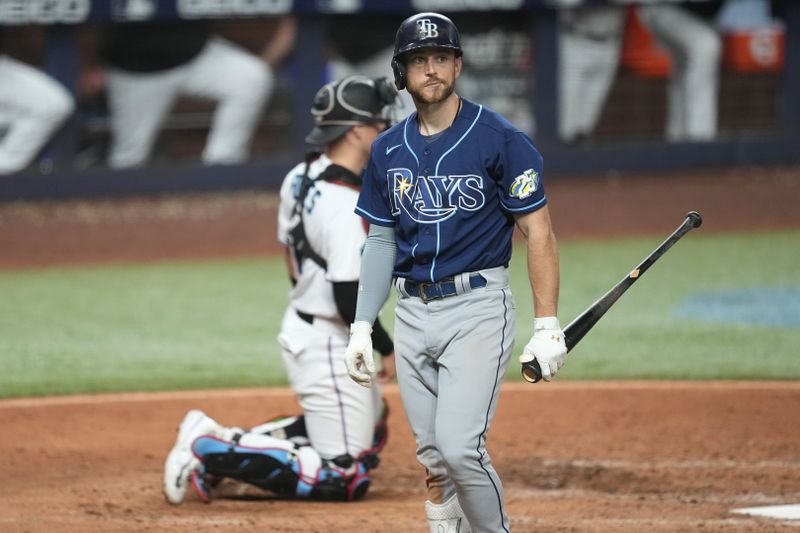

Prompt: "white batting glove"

[520,317,568,382]
[345,321,375,388]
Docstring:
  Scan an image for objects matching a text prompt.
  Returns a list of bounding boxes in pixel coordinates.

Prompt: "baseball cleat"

[163,409,222,505]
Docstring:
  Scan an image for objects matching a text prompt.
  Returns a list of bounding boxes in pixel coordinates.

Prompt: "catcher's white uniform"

[164,75,394,505]
[277,153,384,460]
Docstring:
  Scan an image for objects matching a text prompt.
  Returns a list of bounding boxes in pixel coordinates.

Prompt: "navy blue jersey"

[356,97,547,282]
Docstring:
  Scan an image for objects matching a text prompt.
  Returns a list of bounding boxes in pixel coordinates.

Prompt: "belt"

[296,309,314,324]
[403,273,487,303]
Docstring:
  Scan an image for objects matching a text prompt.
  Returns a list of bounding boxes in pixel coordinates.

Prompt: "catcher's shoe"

[163,409,222,505]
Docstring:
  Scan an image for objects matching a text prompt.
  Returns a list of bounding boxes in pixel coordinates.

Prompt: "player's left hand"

[345,321,375,387]
[520,316,567,382]
[377,352,396,385]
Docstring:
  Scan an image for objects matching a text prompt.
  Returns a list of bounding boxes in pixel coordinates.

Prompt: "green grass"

[0,259,291,397]
[508,230,800,381]
[1,230,799,398]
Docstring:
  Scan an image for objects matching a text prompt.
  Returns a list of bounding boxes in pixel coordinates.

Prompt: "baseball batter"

[163,75,398,504]
[344,13,568,532]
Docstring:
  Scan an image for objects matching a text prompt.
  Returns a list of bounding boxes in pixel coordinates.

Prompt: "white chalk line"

[2,381,799,409]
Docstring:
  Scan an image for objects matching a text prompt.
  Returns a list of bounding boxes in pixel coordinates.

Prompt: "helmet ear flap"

[374,77,399,108]
[391,57,406,91]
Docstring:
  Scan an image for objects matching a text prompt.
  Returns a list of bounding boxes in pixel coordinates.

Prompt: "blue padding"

[192,436,305,495]
[193,436,292,465]
[191,436,230,457]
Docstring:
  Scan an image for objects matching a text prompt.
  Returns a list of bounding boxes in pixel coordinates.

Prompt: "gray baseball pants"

[393,266,516,533]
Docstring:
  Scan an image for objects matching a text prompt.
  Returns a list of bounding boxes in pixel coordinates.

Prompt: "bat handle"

[521,359,543,383]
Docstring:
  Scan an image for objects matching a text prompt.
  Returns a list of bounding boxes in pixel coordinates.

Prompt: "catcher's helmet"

[391,12,462,91]
[305,75,398,146]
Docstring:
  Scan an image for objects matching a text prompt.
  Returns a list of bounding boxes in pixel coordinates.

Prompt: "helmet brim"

[304,124,351,146]
[396,42,462,59]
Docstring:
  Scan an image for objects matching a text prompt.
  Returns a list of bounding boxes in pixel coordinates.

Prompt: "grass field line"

[1,381,798,409]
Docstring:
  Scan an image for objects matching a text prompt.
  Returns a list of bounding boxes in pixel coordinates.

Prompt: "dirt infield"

[1,383,799,532]
[1,166,799,531]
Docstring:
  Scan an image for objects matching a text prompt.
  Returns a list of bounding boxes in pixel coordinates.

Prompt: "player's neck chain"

[453,96,463,126]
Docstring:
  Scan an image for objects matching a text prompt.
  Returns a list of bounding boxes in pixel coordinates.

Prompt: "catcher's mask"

[305,75,399,146]
[391,12,462,91]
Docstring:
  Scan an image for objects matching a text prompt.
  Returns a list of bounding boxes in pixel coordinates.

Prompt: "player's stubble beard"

[407,74,455,106]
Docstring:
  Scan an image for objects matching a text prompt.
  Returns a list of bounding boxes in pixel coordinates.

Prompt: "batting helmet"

[391,12,462,91]
[305,75,398,146]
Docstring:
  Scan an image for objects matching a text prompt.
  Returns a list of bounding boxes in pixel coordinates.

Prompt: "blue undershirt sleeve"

[354,224,396,324]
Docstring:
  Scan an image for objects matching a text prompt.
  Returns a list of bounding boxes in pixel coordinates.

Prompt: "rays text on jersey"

[387,168,485,223]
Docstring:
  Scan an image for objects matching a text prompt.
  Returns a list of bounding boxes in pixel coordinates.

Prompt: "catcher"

[163,74,399,504]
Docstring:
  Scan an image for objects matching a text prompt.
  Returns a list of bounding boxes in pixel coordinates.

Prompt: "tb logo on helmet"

[417,19,439,39]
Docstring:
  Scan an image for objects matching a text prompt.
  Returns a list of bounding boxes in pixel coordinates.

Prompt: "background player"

[0,27,75,175]
[163,74,398,504]
[343,13,568,532]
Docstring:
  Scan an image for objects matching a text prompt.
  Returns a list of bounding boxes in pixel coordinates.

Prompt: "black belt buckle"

[417,281,438,302]
[407,273,485,302]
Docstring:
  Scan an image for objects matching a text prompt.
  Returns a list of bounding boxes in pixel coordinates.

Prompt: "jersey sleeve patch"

[509,169,539,200]
[497,130,546,213]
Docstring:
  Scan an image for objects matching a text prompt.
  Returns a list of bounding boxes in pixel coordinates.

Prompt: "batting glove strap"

[533,316,561,332]
[350,321,373,337]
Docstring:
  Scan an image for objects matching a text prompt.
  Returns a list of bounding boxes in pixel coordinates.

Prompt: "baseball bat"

[521,211,703,384]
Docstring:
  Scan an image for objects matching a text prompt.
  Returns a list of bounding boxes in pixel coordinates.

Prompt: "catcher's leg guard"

[190,467,213,504]
[192,433,320,498]
[192,432,372,501]
[425,494,472,533]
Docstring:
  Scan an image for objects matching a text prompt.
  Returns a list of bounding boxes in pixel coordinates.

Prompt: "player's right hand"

[520,316,567,382]
[345,321,375,388]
